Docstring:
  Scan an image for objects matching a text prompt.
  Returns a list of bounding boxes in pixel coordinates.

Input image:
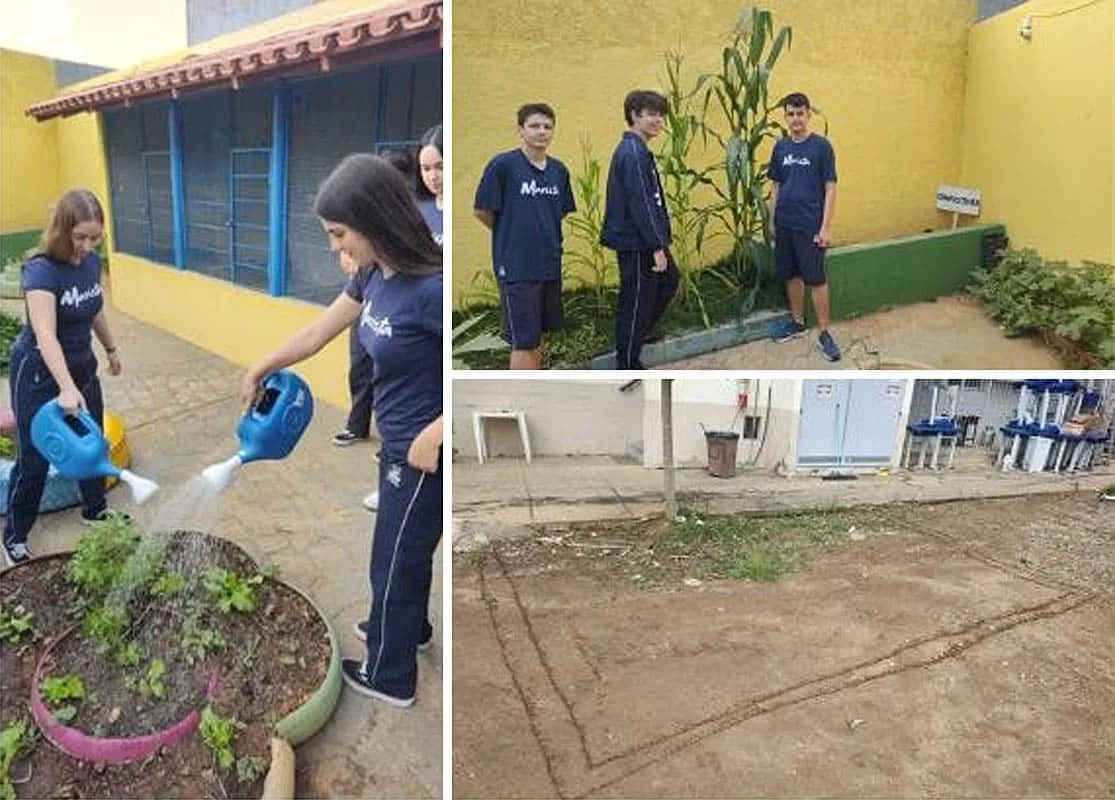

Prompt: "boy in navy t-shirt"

[601,89,679,370]
[474,103,576,370]
[768,92,841,361]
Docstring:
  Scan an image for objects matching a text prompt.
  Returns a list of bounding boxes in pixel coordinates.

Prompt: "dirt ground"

[452,493,1115,798]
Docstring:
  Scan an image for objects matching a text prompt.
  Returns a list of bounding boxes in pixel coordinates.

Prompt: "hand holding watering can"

[30,401,159,504]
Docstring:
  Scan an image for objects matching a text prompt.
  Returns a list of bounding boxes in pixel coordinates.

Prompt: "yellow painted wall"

[0,48,61,234]
[109,254,350,409]
[55,112,114,251]
[452,0,976,301]
[960,0,1113,264]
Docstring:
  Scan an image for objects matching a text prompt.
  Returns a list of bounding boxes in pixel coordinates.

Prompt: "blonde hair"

[38,189,104,263]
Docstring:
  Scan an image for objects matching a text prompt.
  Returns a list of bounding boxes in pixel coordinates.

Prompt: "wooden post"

[662,379,677,520]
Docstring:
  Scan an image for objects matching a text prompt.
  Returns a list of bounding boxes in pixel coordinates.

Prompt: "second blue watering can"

[202,370,314,491]
[30,401,159,504]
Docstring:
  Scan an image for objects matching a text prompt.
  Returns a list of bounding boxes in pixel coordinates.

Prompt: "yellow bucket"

[103,412,131,489]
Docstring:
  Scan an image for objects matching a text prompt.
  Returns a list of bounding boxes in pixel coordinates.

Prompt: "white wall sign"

[936,185,982,216]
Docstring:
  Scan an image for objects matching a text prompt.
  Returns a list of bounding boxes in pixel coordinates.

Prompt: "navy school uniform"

[417,198,444,249]
[768,133,837,286]
[601,131,680,369]
[4,252,107,547]
[474,149,576,349]
[344,266,442,700]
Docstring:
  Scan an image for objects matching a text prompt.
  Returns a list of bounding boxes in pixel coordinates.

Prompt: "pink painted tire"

[31,625,220,764]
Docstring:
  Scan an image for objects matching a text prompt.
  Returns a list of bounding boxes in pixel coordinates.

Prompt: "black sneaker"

[81,509,134,526]
[332,430,367,447]
[2,539,30,567]
[340,658,415,707]
[353,619,433,652]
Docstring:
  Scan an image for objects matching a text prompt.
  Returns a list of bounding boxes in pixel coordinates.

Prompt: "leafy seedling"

[199,706,242,771]
[201,569,263,614]
[236,755,268,784]
[0,719,35,800]
[0,604,35,645]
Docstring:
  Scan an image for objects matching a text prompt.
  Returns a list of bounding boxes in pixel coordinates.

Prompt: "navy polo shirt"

[474,149,576,283]
[418,198,444,248]
[344,267,442,448]
[17,252,104,358]
[768,134,837,233]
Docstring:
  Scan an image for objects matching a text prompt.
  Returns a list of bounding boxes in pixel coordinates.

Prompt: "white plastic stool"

[473,410,532,464]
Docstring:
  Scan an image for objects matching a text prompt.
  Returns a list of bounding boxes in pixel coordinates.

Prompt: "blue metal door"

[229,147,271,287]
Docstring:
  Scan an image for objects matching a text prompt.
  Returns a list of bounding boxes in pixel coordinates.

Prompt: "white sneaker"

[363,491,379,512]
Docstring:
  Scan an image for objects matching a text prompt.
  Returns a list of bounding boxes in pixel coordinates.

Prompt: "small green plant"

[41,673,85,723]
[0,719,34,800]
[115,641,144,668]
[0,309,21,376]
[126,658,167,700]
[201,568,262,614]
[40,674,85,705]
[65,514,142,598]
[565,139,616,318]
[0,604,35,645]
[82,604,129,655]
[236,754,268,784]
[199,706,241,771]
[151,571,186,597]
[182,605,227,664]
[0,438,14,459]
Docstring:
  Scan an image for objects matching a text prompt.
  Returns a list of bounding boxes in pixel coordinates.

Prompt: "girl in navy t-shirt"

[3,190,124,567]
[242,154,442,707]
[416,125,443,248]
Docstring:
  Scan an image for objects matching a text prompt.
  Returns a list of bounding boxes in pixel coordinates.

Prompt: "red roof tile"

[27,0,441,121]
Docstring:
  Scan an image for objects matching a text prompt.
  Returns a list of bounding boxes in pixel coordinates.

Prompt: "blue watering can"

[30,401,159,504]
[201,370,314,491]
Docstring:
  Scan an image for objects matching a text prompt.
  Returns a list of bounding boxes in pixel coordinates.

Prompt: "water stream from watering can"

[104,476,226,615]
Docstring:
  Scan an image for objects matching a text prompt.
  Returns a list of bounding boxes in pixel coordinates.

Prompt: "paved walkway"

[453,451,1115,549]
[1,297,442,798]
[664,295,1066,370]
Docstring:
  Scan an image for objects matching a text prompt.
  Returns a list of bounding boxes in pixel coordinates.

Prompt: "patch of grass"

[663,507,886,582]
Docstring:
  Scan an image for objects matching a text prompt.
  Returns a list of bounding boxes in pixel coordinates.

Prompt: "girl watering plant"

[240,154,442,707]
[3,190,125,568]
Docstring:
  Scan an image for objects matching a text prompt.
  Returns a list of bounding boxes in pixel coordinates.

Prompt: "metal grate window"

[286,57,441,304]
[104,104,174,262]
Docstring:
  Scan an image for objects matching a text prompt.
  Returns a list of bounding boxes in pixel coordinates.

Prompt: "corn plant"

[564,138,616,318]
[684,7,793,314]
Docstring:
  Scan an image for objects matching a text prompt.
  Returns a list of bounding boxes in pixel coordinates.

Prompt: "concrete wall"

[0,49,62,248]
[451,379,644,459]
[960,0,1113,264]
[452,0,977,301]
[640,379,802,471]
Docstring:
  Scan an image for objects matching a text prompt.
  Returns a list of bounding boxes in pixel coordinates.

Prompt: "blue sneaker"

[818,330,842,362]
[772,318,807,343]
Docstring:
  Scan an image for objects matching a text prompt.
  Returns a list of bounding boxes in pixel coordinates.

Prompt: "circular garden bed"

[0,520,339,799]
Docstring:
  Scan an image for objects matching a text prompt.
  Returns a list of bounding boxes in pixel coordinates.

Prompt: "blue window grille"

[101,52,440,302]
[104,103,174,262]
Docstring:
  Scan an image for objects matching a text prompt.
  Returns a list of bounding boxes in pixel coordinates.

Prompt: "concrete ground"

[452,450,1115,550]
[1,298,442,798]
[453,484,1115,798]
[663,295,1066,370]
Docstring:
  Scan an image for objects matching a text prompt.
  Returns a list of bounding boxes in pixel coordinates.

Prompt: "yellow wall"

[960,0,1113,265]
[0,1,186,70]
[55,112,114,249]
[109,254,350,409]
[452,0,976,301]
[0,49,62,234]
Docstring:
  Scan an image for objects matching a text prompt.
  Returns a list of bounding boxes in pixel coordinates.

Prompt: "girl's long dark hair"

[313,153,441,277]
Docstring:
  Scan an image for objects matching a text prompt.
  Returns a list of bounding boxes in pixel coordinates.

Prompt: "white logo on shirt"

[60,284,102,308]
[386,464,403,489]
[520,180,560,197]
[782,155,812,167]
[361,301,393,338]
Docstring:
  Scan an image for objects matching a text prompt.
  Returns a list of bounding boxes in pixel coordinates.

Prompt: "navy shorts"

[499,279,563,350]
[774,228,827,287]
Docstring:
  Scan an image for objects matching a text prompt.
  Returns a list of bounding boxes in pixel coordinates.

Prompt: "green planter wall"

[806,223,1007,325]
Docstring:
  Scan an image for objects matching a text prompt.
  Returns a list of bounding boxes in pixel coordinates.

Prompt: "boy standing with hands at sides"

[600,90,679,370]
[474,103,576,370]
[768,92,841,362]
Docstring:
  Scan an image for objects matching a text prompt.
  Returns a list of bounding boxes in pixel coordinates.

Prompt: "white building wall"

[451,379,644,460]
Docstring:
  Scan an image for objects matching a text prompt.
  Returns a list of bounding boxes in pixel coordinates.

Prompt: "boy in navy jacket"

[601,90,679,370]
